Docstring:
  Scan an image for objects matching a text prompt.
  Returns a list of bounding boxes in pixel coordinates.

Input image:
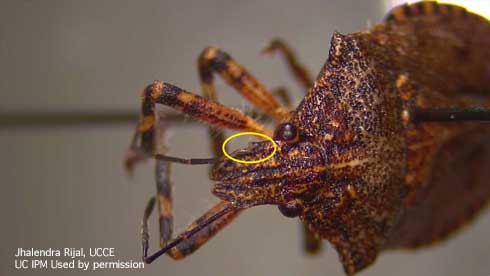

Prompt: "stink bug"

[125,1,490,275]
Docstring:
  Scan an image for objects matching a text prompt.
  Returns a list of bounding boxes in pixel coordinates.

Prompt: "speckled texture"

[211,2,490,275]
[294,31,406,275]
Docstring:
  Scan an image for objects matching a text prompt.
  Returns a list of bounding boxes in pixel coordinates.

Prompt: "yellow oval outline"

[221,132,277,164]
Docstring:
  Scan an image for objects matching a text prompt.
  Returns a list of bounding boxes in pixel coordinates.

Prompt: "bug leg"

[142,200,242,262]
[124,81,272,173]
[138,81,273,149]
[125,124,147,173]
[152,119,218,249]
[154,159,173,247]
[198,46,289,121]
[301,222,322,255]
[132,82,268,257]
[272,86,293,109]
[262,38,313,93]
[142,196,156,258]
[198,46,290,160]
[239,87,292,121]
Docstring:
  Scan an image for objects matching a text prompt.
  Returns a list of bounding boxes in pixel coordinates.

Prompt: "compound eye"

[274,122,298,142]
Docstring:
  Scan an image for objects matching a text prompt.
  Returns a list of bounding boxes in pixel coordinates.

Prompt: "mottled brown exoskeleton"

[126,1,490,275]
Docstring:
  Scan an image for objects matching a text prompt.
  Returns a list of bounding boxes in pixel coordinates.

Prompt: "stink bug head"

[211,124,326,210]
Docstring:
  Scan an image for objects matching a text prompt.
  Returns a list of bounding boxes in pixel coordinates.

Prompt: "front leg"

[139,81,271,153]
[124,81,272,172]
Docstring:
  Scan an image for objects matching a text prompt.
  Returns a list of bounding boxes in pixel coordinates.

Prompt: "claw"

[124,147,149,176]
[261,38,285,55]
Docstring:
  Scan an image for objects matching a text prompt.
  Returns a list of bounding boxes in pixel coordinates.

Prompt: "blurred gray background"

[1,1,490,275]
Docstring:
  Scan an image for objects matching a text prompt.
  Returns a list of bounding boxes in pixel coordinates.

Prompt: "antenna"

[143,203,235,264]
[412,108,490,122]
[155,154,216,165]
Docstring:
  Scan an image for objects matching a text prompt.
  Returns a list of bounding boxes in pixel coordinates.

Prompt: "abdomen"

[386,126,490,248]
